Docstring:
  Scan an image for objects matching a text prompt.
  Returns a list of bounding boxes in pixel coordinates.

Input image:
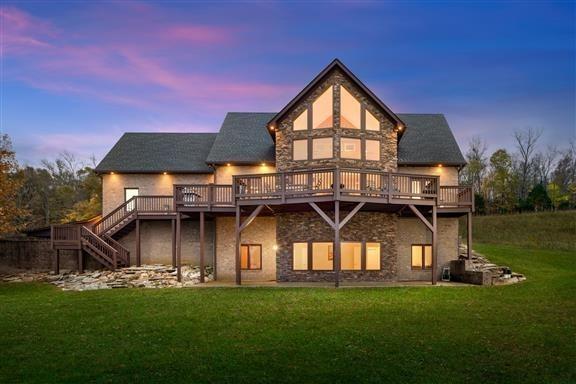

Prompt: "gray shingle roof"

[95,113,465,173]
[397,114,466,166]
[95,133,216,174]
[205,112,276,164]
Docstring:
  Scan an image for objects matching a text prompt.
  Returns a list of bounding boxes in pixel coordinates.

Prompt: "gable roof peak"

[267,59,405,131]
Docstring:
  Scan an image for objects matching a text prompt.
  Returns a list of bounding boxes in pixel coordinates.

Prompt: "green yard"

[1,243,575,383]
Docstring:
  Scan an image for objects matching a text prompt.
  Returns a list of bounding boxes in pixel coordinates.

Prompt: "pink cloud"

[0,6,56,53]
[162,25,233,43]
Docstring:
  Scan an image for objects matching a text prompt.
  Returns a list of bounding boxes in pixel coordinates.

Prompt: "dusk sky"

[1,0,574,167]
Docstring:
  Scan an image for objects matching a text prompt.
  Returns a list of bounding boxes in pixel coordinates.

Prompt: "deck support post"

[136,219,141,267]
[334,200,341,288]
[409,205,437,285]
[467,211,472,260]
[432,205,438,285]
[54,249,60,275]
[235,205,265,286]
[235,206,242,286]
[78,249,84,274]
[176,212,182,282]
[171,219,176,268]
[200,211,205,283]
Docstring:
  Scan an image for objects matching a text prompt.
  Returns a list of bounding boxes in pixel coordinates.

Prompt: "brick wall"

[215,216,276,282]
[276,211,397,282]
[396,217,459,281]
[117,219,215,266]
[102,173,214,215]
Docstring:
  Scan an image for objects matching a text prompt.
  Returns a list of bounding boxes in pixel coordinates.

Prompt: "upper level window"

[341,138,361,160]
[340,86,361,129]
[293,110,308,131]
[293,139,308,161]
[312,137,333,159]
[365,140,380,161]
[312,87,333,129]
[366,110,380,131]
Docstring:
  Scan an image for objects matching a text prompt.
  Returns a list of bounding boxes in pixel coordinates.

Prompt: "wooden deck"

[173,168,473,211]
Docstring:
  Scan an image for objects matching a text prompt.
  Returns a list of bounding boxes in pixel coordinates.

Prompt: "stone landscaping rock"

[459,245,526,285]
[0,265,214,291]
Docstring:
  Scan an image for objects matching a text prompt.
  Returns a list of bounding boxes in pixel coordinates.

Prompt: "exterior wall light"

[163,172,167,175]
[273,245,279,251]
[438,164,443,168]
[227,163,231,167]
[261,163,266,166]
[110,172,115,175]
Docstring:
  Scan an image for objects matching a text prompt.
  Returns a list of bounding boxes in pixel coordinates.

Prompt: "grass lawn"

[1,244,575,383]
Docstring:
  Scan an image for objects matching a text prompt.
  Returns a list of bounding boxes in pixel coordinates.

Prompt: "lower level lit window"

[313,242,334,270]
[411,244,432,270]
[293,243,308,270]
[241,244,262,270]
[366,243,381,270]
[341,242,361,270]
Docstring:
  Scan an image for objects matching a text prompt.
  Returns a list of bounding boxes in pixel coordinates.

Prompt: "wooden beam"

[239,205,264,233]
[78,249,84,274]
[408,205,434,232]
[334,200,341,288]
[171,219,176,268]
[339,202,365,230]
[467,211,472,260]
[176,212,182,282]
[235,205,242,285]
[136,219,141,267]
[308,202,336,230]
[54,249,60,275]
[432,205,438,285]
[200,211,205,283]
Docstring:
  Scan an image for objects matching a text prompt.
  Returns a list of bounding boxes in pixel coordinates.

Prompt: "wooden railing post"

[387,172,392,203]
[334,167,341,200]
[281,172,286,204]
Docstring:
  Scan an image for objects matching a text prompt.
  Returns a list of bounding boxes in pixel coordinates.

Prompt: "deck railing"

[51,224,81,249]
[174,184,235,209]
[439,186,474,208]
[233,168,441,204]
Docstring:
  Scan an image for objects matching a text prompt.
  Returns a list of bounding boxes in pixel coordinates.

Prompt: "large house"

[51,59,474,286]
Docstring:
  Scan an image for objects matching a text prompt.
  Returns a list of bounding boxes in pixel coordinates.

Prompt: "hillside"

[462,210,576,252]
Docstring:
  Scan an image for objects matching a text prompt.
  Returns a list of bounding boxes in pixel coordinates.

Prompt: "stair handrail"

[80,226,119,270]
[101,234,130,266]
[92,196,137,235]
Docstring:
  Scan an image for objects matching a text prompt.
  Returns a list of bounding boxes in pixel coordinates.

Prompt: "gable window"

[312,137,333,159]
[340,86,361,129]
[293,110,308,131]
[365,139,380,161]
[293,139,308,161]
[366,110,380,131]
[293,243,308,270]
[312,87,333,129]
[341,242,362,270]
[312,242,333,270]
[411,244,432,270]
[241,244,262,270]
[341,138,361,160]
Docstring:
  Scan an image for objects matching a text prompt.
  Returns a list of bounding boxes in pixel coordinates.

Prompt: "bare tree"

[533,145,558,185]
[461,136,488,194]
[514,127,542,199]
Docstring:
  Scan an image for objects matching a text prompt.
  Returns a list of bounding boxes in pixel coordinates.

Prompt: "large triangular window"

[312,87,333,129]
[340,86,361,129]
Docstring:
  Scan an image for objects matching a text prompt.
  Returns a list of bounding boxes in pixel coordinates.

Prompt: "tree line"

[1,134,101,233]
[460,128,576,214]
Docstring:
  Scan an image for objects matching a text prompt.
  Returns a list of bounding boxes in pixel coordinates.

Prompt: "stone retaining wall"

[0,238,91,271]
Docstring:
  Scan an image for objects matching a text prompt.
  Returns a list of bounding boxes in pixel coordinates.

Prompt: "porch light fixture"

[397,125,404,131]
[226,163,231,167]
[438,164,443,168]
[261,163,266,166]
[110,172,115,175]
[269,125,275,131]
[163,171,167,175]
[273,245,279,251]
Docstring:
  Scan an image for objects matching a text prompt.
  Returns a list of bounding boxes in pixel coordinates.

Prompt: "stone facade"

[275,69,398,172]
[276,211,397,282]
[215,217,276,281]
[396,217,459,281]
[102,173,213,215]
[117,219,215,266]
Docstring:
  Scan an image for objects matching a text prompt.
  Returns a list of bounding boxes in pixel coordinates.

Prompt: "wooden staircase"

[52,196,174,271]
